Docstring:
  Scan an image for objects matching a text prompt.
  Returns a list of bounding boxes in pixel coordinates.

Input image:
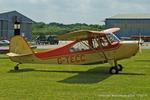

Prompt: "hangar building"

[105,14,150,38]
[0,11,33,40]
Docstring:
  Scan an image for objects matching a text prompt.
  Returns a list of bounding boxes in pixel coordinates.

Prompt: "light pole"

[14,21,21,35]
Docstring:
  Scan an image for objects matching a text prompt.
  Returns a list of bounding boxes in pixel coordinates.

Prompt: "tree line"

[32,22,105,36]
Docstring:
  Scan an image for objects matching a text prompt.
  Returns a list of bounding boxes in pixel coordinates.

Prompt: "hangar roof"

[107,13,150,19]
[0,10,34,23]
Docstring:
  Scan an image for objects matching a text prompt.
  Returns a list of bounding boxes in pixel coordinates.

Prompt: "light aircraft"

[7,28,140,74]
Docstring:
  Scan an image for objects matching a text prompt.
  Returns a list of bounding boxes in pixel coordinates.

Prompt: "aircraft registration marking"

[57,54,86,64]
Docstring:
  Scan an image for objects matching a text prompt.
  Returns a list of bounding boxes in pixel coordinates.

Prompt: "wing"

[57,30,106,40]
[57,28,120,40]
[57,30,92,40]
[100,28,120,33]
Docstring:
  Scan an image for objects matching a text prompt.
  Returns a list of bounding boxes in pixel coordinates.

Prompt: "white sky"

[0,0,149,24]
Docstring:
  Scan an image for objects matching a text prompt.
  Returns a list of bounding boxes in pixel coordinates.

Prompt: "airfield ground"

[0,48,150,99]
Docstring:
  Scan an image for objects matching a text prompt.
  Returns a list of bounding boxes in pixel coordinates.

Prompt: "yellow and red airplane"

[7,28,140,74]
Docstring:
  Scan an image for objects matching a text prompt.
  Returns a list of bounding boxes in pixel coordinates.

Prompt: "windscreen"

[106,33,120,43]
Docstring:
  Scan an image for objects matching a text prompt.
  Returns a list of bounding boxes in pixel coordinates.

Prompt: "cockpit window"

[106,33,120,43]
[70,33,119,52]
[92,36,109,48]
[70,40,90,52]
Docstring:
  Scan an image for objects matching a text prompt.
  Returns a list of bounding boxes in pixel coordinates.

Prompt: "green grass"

[0,50,150,100]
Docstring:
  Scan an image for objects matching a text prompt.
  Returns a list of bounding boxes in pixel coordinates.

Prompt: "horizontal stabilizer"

[7,52,32,57]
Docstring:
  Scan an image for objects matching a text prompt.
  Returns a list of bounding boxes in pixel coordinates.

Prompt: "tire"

[14,66,19,71]
[117,64,123,71]
[109,66,119,74]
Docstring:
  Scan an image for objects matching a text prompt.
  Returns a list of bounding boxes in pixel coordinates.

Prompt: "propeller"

[138,33,144,53]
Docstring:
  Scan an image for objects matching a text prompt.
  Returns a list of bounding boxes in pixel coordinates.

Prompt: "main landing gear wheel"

[117,64,123,71]
[109,66,118,74]
[109,64,123,74]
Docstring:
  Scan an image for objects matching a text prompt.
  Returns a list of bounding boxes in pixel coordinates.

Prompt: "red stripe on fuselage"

[34,41,120,59]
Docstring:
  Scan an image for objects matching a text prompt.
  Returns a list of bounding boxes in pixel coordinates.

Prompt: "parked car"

[47,35,59,45]
[35,35,48,45]
[0,40,10,46]
[35,35,59,45]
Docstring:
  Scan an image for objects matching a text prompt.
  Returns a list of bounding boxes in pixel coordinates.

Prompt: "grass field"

[0,49,150,100]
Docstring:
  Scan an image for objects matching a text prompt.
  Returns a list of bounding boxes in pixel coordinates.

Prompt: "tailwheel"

[109,66,119,74]
[117,64,123,71]
[14,64,20,71]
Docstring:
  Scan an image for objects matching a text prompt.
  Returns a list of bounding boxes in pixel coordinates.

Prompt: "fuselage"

[10,40,139,65]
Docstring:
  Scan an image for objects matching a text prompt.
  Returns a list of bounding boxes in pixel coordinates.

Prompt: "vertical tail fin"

[8,36,33,55]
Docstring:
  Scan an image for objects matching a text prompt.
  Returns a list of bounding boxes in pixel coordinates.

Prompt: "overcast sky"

[0,0,149,24]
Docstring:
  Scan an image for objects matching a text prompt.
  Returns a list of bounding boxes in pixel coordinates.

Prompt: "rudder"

[9,36,33,55]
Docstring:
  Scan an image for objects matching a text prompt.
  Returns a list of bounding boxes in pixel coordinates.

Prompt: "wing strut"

[81,35,108,62]
[95,35,108,61]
